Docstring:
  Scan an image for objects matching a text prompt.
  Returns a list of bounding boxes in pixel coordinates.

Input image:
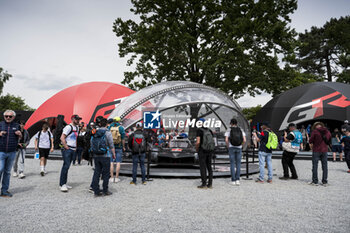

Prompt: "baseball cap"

[345,120,349,124]
[136,122,143,128]
[114,116,121,122]
[71,114,82,120]
[199,118,206,122]
[288,123,296,128]
[107,118,114,124]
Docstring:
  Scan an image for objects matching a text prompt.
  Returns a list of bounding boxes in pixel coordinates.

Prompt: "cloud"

[16,74,81,91]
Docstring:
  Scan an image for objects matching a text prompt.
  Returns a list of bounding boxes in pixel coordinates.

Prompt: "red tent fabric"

[25,82,134,130]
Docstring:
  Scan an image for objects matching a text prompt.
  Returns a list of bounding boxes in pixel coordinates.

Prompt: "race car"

[150,137,198,164]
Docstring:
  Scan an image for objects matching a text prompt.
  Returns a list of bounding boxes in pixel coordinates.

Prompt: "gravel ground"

[0,158,349,233]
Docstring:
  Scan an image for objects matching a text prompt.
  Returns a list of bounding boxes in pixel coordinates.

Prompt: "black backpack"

[322,134,331,146]
[229,127,243,146]
[201,128,215,152]
[132,132,147,154]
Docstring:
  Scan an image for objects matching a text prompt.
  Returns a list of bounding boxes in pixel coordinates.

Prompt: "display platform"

[119,162,259,178]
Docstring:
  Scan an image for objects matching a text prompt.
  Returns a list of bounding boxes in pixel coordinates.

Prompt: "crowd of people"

[0,109,350,197]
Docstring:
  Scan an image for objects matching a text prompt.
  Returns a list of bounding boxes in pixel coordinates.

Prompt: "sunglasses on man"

[4,115,13,119]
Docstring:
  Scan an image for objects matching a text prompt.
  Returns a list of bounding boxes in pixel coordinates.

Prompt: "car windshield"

[169,140,190,148]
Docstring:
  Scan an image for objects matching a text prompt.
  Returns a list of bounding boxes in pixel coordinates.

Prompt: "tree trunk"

[325,54,332,82]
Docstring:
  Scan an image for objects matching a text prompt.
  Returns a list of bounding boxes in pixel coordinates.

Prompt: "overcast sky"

[0,0,349,109]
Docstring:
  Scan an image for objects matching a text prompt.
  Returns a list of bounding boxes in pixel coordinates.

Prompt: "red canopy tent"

[25,82,134,134]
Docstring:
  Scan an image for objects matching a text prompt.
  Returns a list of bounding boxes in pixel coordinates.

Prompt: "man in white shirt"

[34,123,54,176]
[225,118,246,186]
[59,114,81,192]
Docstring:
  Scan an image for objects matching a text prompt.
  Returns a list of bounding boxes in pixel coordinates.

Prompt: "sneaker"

[142,181,147,185]
[0,191,13,197]
[109,178,115,183]
[322,182,329,187]
[197,185,207,189]
[18,173,25,179]
[66,185,72,189]
[290,177,298,180]
[130,181,136,185]
[115,178,121,183]
[13,172,18,177]
[44,170,48,174]
[60,184,68,192]
[103,191,113,196]
[235,180,240,186]
[207,185,213,189]
[279,176,289,180]
[267,179,272,184]
[94,192,103,197]
[255,179,264,183]
[230,181,236,186]
[40,171,45,176]
[88,187,94,193]
[308,182,319,186]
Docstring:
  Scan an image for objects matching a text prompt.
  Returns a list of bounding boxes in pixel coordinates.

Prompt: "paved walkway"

[0,159,349,233]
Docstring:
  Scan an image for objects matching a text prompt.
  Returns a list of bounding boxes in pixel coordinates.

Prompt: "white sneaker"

[66,185,72,189]
[115,178,121,183]
[109,178,115,183]
[230,181,236,186]
[235,180,240,186]
[13,172,18,177]
[18,173,26,179]
[60,184,68,192]
[44,170,48,174]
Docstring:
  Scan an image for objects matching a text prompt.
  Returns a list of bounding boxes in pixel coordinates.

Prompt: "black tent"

[253,82,350,132]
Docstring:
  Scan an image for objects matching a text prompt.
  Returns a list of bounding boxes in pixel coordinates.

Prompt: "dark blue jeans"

[312,152,328,184]
[92,156,110,194]
[0,151,16,193]
[59,149,74,186]
[72,147,83,165]
[132,153,146,183]
[228,147,242,181]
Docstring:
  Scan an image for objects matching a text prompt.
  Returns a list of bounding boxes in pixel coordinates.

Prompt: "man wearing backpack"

[252,123,275,183]
[34,123,54,176]
[196,118,215,189]
[309,122,331,186]
[59,114,81,192]
[91,118,116,196]
[280,123,303,180]
[128,122,147,185]
[108,116,125,183]
[225,118,246,186]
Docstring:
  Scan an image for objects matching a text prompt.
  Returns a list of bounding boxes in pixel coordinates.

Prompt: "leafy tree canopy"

[0,67,12,95]
[0,94,35,112]
[294,16,350,83]
[242,104,262,121]
[113,0,299,97]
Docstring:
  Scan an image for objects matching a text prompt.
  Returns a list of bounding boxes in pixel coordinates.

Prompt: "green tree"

[0,94,35,111]
[242,105,262,121]
[113,0,299,97]
[0,67,12,95]
[295,16,350,83]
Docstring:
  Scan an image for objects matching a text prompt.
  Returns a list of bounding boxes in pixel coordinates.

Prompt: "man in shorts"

[108,117,125,183]
[34,123,54,176]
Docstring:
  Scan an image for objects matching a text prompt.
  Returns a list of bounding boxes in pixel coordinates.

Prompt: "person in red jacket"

[309,122,331,186]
